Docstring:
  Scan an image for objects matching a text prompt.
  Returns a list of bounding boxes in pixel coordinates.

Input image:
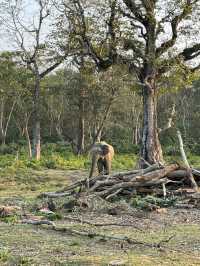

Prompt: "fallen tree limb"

[95,164,179,198]
[177,130,198,191]
[157,234,176,247]
[21,219,174,249]
[39,192,72,198]
[22,219,55,226]
[167,170,188,179]
[63,216,143,230]
[192,168,200,177]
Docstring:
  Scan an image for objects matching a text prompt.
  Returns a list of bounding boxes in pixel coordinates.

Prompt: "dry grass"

[0,168,200,265]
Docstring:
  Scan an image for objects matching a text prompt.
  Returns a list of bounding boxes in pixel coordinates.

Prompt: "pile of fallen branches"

[41,163,200,200]
[40,131,200,200]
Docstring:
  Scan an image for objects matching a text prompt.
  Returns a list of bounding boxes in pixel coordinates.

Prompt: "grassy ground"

[0,151,200,265]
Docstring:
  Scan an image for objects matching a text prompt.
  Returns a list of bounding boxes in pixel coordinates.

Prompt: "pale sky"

[0,0,45,51]
[0,0,199,69]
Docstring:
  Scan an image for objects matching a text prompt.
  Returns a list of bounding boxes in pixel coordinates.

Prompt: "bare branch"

[180,43,200,61]
[122,0,145,24]
[156,1,195,57]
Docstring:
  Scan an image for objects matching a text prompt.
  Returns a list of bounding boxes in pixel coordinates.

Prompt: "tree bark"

[32,71,41,160]
[0,98,16,145]
[139,9,164,168]
[24,125,32,159]
[139,81,163,168]
[77,88,85,155]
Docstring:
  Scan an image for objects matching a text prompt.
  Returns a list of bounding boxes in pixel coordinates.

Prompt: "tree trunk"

[140,82,163,168]
[0,98,16,146]
[92,95,114,144]
[32,73,41,160]
[132,111,141,145]
[25,125,32,159]
[1,134,6,146]
[139,9,164,168]
[77,88,85,155]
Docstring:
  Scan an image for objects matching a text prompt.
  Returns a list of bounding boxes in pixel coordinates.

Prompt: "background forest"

[1,1,200,265]
[0,50,200,170]
[0,0,200,171]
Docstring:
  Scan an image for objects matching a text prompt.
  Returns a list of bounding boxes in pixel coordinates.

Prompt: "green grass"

[2,142,200,174]
[0,221,200,265]
[0,145,200,265]
[0,148,138,173]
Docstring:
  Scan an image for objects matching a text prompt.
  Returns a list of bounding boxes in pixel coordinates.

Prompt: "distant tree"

[0,52,22,145]
[2,0,71,159]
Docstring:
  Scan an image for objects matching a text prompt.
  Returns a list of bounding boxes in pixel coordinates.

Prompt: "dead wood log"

[22,219,55,226]
[105,189,123,200]
[39,192,72,198]
[192,169,200,178]
[96,164,179,197]
[39,163,180,199]
[133,164,179,183]
[188,192,200,199]
[136,187,164,195]
[39,163,164,199]
[167,170,188,179]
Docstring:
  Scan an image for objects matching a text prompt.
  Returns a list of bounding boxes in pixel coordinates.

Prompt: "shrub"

[0,144,18,155]
[131,195,178,210]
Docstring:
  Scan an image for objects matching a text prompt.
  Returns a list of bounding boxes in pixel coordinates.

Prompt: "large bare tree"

[1,0,71,159]
[61,0,200,167]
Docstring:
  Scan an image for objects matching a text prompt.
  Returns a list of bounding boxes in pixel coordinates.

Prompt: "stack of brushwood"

[41,132,200,200]
[41,163,200,200]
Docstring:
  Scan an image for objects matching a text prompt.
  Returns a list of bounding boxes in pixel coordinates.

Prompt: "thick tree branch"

[158,42,200,76]
[122,0,145,24]
[156,1,194,57]
[180,43,200,61]
[69,0,118,70]
[39,56,66,78]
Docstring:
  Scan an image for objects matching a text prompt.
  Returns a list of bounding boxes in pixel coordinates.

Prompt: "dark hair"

[101,144,109,156]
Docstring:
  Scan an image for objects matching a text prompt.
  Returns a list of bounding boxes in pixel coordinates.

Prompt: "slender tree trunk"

[1,134,6,146]
[32,72,41,160]
[0,99,16,146]
[92,94,114,144]
[77,88,85,155]
[94,125,102,143]
[140,83,163,168]
[25,125,32,159]
[132,111,141,145]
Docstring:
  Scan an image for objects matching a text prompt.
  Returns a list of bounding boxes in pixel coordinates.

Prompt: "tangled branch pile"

[41,163,200,200]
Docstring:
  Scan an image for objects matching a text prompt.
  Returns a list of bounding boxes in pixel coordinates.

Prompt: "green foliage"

[36,211,63,221]
[131,195,178,210]
[0,144,19,155]
[0,249,11,262]
[0,142,139,172]
[0,215,19,224]
[163,145,179,156]
[188,143,200,156]
[112,154,137,170]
